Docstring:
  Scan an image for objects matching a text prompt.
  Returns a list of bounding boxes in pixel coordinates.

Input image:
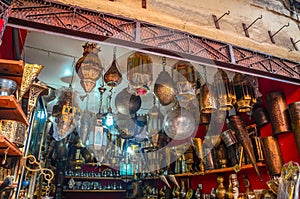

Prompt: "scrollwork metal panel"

[6,0,300,84]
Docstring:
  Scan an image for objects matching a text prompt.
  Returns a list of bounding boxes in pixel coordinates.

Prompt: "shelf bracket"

[22,155,54,196]
[242,15,263,38]
[268,23,290,44]
[212,11,230,29]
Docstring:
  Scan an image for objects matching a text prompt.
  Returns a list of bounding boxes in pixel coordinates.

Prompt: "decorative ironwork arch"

[5,0,300,84]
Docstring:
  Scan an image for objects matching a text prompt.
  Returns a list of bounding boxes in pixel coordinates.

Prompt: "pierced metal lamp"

[75,42,103,93]
[104,46,122,87]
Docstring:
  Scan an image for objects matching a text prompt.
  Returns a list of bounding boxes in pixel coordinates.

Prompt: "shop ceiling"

[6,0,300,85]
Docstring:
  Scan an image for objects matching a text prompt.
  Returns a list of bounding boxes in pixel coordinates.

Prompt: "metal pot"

[0,78,17,96]
[163,106,196,140]
[115,88,142,115]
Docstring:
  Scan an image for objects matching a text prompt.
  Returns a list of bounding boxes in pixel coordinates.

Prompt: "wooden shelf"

[0,95,29,126]
[174,163,266,177]
[0,181,18,188]
[0,136,23,156]
[65,176,122,180]
[0,59,24,87]
[63,189,126,193]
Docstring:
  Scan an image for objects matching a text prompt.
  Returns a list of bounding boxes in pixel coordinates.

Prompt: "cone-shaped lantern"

[104,47,122,87]
[154,57,176,106]
[127,52,153,96]
[19,63,44,101]
[75,43,103,93]
[228,115,262,181]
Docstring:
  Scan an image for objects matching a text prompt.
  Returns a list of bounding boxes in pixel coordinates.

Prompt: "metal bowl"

[0,78,17,96]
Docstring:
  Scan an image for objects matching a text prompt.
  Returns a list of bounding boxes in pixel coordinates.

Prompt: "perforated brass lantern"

[199,83,217,113]
[127,52,153,96]
[233,73,256,112]
[104,47,122,87]
[154,57,176,106]
[19,63,44,101]
[172,61,197,102]
[214,69,236,111]
[75,43,103,93]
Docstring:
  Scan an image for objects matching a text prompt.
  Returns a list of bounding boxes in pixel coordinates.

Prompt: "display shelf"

[174,163,266,177]
[63,189,126,193]
[0,135,23,156]
[84,162,120,168]
[0,59,24,87]
[0,95,29,126]
[65,176,122,180]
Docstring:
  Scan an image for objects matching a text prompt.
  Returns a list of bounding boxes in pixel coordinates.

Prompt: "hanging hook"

[242,15,263,37]
[290,37,300,51]
[268,23,290,44]
[212,11,230,29]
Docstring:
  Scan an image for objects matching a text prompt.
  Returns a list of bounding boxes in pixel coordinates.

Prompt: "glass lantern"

[172,61,197,102]
[214,69,236,111]
[127,52,153,96]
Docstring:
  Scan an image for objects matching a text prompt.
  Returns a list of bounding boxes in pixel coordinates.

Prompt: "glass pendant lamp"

[127,52,153,96]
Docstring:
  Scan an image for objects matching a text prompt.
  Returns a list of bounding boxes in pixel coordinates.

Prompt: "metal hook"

[2,147,9,165]
[290,37,300,51]
[212,11,230,29]
[268,23,290,44]
[242,15,263,37]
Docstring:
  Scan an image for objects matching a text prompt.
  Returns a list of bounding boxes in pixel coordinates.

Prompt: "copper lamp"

[104,46,122,87]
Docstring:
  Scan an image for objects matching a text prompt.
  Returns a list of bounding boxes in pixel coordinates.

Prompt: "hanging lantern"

[233,73,256,112]
[147,96,164,139]
[127,52,153,96]
[104,47,122,87]
[75,43,103,93]
[172,61,197,102]
[87,86,109,163]
[198,65,217,113]
[154,57,176,106]
[199,83,217,113]
[52,87,80,141]
[214,69,236,111]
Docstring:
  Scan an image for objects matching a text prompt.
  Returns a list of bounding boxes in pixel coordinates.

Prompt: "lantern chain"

[162,56,166,71]
[203,65,208,82]
[113,46,117,60]
[69,57,76,88]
